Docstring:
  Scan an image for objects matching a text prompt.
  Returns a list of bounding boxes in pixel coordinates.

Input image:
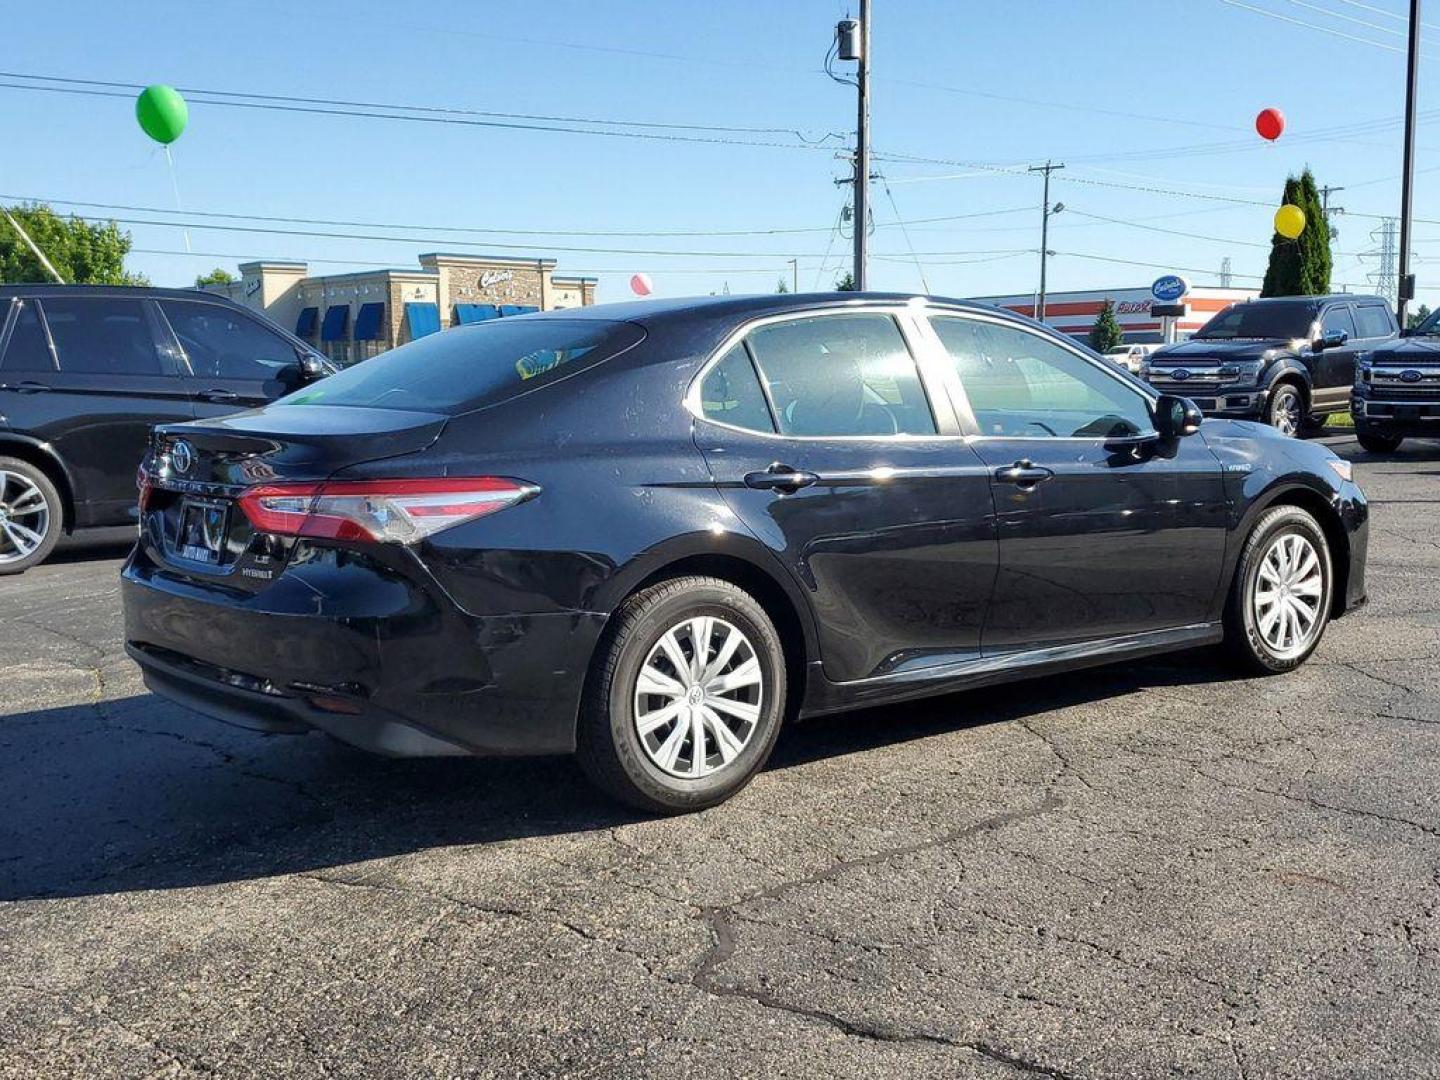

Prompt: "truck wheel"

[0,457,62,575]
[1357,432,1403,453]
[1266,383,1304,437]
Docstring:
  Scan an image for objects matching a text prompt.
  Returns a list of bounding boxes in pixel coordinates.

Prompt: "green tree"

[1261,168,1331,297]
[1407,303,1432,329]
[195,267,235,287]
[0,203,147,285]
[775,275,790,293]
[834,271,856,291]
[1088,298,1125,352]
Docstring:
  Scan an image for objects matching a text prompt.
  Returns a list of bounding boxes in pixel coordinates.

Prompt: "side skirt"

[798,623,1225,718]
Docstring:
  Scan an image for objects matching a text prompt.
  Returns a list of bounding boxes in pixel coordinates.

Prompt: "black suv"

[1351,306,1440,453]
[1143,294,1397,436]
[0,286,333,574]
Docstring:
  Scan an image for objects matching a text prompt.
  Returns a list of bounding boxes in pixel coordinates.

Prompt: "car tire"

[1224,505,1333,675]
[0,457,63,575]
[1357,432,1403,454]
[1266,383,1305,437]
[576,575,787,814]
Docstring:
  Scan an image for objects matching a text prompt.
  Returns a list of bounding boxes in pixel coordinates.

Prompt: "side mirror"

[1153,393,1203,438]
[1315,329,1348,351]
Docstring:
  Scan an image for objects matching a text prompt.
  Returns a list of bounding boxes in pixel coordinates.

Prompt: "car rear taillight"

[237,478,537,545]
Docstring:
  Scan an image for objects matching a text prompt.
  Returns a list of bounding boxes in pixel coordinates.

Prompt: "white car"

[1103,343,1159,373]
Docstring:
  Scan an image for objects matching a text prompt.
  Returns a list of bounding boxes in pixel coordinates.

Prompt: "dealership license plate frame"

[177,498,230,565]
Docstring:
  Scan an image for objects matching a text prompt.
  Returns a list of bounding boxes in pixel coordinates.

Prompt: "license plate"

[178,500,229,564]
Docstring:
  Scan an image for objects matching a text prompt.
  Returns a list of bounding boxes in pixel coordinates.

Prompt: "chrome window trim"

[916,305,1162,443]
[684,302,964,442]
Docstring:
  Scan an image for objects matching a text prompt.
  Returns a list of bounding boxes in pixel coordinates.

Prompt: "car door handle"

[994,459,1054,488]
[199,388,240,404]
[744,463,819,493]
[6,381,51,394]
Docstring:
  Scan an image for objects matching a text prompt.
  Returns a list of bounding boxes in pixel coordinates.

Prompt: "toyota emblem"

[171,440,194,475]
[1401,369,1424,383]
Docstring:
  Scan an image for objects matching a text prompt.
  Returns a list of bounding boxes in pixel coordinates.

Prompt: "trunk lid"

[141,404,447,587]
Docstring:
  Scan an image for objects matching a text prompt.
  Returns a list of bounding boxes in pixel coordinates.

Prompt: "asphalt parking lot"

[2,435,1439,1079]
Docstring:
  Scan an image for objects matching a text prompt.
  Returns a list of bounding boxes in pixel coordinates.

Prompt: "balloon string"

[163,145,191,253]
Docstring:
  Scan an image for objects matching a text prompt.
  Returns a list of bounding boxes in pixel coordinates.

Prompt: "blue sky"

[3,0,1437,305]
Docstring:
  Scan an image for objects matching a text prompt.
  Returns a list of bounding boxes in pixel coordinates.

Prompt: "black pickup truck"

[1352,306,1440,452]
[1143,294,1398,436]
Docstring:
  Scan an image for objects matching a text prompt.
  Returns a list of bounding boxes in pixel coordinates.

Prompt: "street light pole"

[1398,0,1422,326]
[1028,160,1064,323]
[853,0,870,292]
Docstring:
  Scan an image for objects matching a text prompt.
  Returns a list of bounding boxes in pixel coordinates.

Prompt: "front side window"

[932,316,1152,439]
[1,300,54,372]
[699,344,775,432]
[161,301,298,381]
[42,298,164,377]
[1354,304,1394,339]
[1322,305,1356,339]
[744,314,936,437]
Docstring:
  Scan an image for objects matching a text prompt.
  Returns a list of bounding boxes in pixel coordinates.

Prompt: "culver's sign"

[1151,275,1190,303]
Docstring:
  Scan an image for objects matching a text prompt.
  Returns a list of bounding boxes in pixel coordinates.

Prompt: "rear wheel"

[1266,383,1305,437]
[576,575,786,813]
[1357,432,1403,454]
[0,458,62,575]
[1224,505,1333,674]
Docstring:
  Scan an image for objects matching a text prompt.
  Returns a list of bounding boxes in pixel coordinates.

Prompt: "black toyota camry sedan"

[122,294,1368,812]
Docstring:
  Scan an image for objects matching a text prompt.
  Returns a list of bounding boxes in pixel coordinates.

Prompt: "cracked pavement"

[3,438,1440,1078]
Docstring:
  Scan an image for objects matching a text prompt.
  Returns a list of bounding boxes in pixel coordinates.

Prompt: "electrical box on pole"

[837,18,862,61]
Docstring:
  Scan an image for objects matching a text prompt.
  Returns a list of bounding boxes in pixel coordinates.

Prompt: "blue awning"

[353,302,385,341]
[499,304,539,317]
[454,303,500,325]
[404,302,441,339]
[294,306,319,337]
[320,305,349,342]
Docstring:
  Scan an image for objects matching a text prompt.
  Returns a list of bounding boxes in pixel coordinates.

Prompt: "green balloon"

[136,85,188,145]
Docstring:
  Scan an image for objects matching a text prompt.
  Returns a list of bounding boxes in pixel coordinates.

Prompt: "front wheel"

[1266,383,1305,437]
[1357,432,1403,454]
[576,576,787,814]
[0,458,62,575]
[1224,505,1333,674]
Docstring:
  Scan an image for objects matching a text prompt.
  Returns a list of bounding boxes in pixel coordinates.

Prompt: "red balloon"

[1256,107,1285,141]
[630,273,653,297]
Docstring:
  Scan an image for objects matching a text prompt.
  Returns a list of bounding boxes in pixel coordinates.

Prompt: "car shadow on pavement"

[0,649,1235,903]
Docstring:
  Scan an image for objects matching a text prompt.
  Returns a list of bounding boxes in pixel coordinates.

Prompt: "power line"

[1216,0,1416,52]
[0,193,1034,240]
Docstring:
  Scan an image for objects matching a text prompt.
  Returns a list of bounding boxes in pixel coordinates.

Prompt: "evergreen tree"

[1261,168,1331,297]
[775,276,790,293]
[1088,299,1125,352]
[1407,303,1432,329]
[834,271,856,291]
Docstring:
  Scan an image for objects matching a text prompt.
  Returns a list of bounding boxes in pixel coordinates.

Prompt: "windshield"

[1194,302,1316,341]
[278,318,644,414]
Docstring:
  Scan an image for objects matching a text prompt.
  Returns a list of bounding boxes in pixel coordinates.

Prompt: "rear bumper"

[121,549,606,757]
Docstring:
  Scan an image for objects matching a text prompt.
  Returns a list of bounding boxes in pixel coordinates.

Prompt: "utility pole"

[850,1,871,291]
[1319,184,1345,241]
[1399,0,1422,325]
[1028,161,1065,322]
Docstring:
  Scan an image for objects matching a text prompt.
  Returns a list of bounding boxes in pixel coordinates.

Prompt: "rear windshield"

[278,318,644,414]
[1194,302,1316,341]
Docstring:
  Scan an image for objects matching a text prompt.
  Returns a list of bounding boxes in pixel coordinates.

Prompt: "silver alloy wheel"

[1252,532,1326,660]
[0,469,51,565]
[633,615,763,779]
[1271,389,1301,437]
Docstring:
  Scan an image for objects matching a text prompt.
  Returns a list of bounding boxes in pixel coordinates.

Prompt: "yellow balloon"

[1275,203,1306,239]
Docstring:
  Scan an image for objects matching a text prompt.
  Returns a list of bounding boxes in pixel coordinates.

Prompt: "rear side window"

[1322,305,1356,339]
[1,300,54,372]
[699,345,774,432]
[280,318,644,414]
[745,314,936,437]
[43,298,164,377]
[1354,304,1394,339]
[161,301,297,381]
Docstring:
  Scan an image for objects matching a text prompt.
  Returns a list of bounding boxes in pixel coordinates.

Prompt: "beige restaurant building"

[201,253,598,364]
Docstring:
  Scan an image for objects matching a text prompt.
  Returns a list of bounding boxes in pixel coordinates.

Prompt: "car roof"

[1230,293,1388,306]
[527,291,1043,331]
[0,283,241,303]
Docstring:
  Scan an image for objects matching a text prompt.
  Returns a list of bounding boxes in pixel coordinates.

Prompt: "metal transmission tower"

[1364,219,1399,304]
[1220,257,1233,288]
